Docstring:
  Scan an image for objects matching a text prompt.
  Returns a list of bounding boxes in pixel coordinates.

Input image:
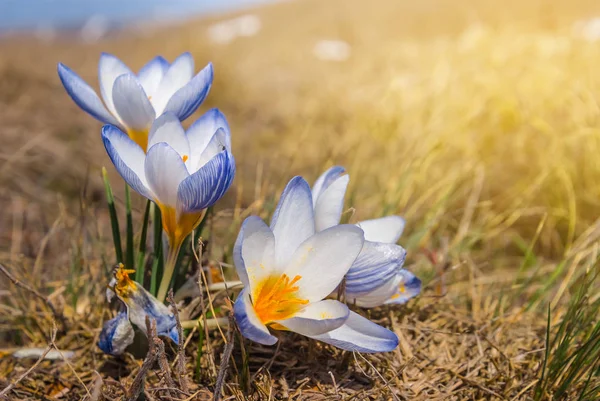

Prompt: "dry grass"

[2,0,600,399]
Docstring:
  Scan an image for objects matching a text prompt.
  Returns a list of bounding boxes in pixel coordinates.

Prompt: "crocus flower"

[58,52,213,151]
[102,111,235,301]
[98,265,178,356]
[233,177,399,353]
[311,166,421,307]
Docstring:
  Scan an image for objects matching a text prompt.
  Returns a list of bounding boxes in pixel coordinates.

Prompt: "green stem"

[156,240,182,302]
[135,200,151,284]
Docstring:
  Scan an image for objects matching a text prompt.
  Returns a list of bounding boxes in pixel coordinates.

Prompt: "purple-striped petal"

[176,150,235,213]
[57,63,119,125]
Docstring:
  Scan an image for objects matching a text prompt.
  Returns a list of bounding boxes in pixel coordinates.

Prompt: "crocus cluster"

[58,52,420,357]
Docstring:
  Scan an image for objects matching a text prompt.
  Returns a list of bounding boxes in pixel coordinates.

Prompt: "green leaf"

[135,199,151,284]
[102,167,123,264]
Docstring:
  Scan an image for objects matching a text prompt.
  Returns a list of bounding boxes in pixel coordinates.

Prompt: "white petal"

[233,216,276,297]
[121,284,179,343]
[383,270,421,305]
[309,311,399,353]
[284,224,364,302]
[314,174,349,231]
[356,216,406,244]
[276,300,349,336]
[233,288,278,345]
[98,52,133,117]
[152,52,194,115]
[345,241,406,296]
[145,143,190,207]
[349,275,400,308]
[186,108,231,167]
[137,56,169,98]
[147,113,190,162]
[192,128,228,172]
[97,311,134,355]
[270,177,315,268]
[162,63,213,121]
[112,74,156,132]
[312,166,346,207]
[57,63,119,125]
[101,125,153,199]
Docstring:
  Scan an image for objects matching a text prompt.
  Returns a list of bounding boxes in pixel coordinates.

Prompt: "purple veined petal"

[344,241,407,296]
[101,124,153,199]
[383,270,422,305]
[309,311,399,353]
[356,215,406,244]
[191,127,229,173]
[233,215,275,294]
[186,108,231,159]
[97,310,135,355]
[145,142,191,208]
[137,55,169,99]
[314,174,349,232]
[121,282,179,344]
[152,52,196,114]
[275,300,349,336]
[311,166,346,207]
[176,150,235,213]
[234,288,278,345]
[112,74,156,132]
[347,273,400,308]
[270,177,315,268]
[98,52,133,117]
[283,224,364,303]
[57,63,120,126]
[161,62,214,120]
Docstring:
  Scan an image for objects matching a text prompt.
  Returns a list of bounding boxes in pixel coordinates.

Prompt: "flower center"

[127,128,149,151]
[113,263,137,297]
[182,154,189,163]
[252,274,308,324]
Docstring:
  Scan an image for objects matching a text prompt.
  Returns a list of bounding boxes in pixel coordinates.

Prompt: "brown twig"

[0,323,57,398]
[126,318,158,401]
[167,289,189,393]
[213,313,236,401]
[154,336,176,390]
[0,263,67,333]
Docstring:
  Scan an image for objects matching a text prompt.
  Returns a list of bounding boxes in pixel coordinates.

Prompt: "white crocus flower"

[233,177,399,353]
[58,52,213,151]
[99,264,178,355]
[102,111,235,301]
[311,166,421,308]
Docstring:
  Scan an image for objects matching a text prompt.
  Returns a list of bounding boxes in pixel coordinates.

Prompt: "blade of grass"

[135,199,151,284]
[102,167,123,264]
[150,203,163,296]
[124,184,134,270]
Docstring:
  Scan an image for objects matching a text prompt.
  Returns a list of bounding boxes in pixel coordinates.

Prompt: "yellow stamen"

[253,273,308,324]
[113,263,137,297]
[182,155,189,163]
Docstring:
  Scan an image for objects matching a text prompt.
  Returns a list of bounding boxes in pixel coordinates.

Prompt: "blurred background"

[3,0,600,268]
[3,0,600,256]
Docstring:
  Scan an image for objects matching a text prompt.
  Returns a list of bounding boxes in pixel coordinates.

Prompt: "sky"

[0,0,272,31]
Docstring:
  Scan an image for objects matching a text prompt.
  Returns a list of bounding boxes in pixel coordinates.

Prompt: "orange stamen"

[113,263,137,297]
[253,274,308,324]
[182,154,189,163]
